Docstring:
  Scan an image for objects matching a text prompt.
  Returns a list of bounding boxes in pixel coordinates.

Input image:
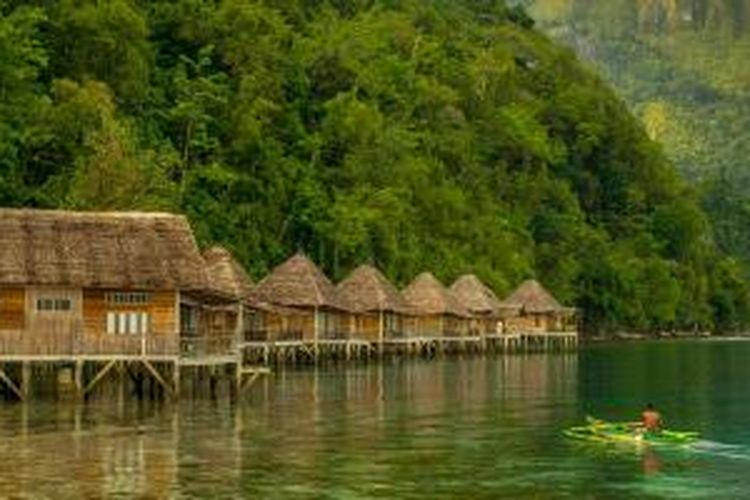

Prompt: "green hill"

[529,0,750,293]
[0,0,747,333]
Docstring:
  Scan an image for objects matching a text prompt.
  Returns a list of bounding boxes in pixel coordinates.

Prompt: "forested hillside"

[0,0,747,333]
[528,0,750,291]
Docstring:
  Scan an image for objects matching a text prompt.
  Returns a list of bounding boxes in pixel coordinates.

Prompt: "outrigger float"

[565,417,700,446]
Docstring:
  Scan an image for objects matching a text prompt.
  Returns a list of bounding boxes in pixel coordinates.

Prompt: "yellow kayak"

[564,416,699,446]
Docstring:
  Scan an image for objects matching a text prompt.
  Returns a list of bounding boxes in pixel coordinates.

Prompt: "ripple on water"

[1,346,750,497]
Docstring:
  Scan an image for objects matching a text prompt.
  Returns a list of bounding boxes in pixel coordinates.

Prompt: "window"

[384,312,401,334]
[105,292,152,305]
[180,304,199,336]
[37,298,72,312]
[107,311,150,335]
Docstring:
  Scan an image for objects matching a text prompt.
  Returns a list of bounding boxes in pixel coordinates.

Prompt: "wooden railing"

[180,335,237,358]
[0,329,180,357]
[277,330,304,341]
[242,329,304,342]
[320,330,349,341]
[245,329,270,342]
[386,329,406,339]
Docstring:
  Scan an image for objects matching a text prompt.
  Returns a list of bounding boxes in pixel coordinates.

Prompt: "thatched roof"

[203,246,254,300]
[402,272,469,317]
[254,253,350,311]
[501,279,569,313]
[450,274,504,316]
[0,208,207,290]
[337,264,408,314]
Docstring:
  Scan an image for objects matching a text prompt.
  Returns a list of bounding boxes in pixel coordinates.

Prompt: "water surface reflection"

[1,354,582,497]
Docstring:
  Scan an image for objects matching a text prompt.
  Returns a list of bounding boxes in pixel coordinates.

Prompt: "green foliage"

[0,0,748,334]
[529,0,750,280]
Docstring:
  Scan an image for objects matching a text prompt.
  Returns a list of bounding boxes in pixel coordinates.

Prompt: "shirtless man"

[641,403,662,432]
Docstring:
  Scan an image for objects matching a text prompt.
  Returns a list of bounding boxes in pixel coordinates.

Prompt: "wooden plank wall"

[83,290,177,339]
[505,313,572,333]
[0,288,25,331]
[199,307,238,337]
[263,310,315,342]
[444,315,471,337]
[354,314,380,342]
[26,287,82,337]
[405,315,442,337]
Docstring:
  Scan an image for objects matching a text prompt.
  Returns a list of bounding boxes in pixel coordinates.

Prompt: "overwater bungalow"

[252,253,353,343]
[450,274,511,337]
[200,246,255,355]
[501,280,577,334]
[336,264,409,343]
[0,208,236,359]
[401,272,471,339]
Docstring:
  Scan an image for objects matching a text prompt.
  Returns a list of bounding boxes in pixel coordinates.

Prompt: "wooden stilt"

[21,362,31,400]
[140,360,174,398]
[74,360,84,399]
[83,360,118,398]
[173,362,180,398]
[0,366,24,401]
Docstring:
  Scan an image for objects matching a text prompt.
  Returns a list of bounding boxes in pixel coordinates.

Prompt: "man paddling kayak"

[641,404,662,432]
[566,416,698,445]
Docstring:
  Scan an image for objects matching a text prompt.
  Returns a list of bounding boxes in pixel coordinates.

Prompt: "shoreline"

[586,333,750,343]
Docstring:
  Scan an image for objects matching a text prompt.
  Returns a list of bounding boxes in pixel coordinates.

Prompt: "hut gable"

[402,272,469,317]
[450,274,502,315]
[501,279,564,313]
[337,265,408,313]
[255,253,349,310]
[0,208,207,290]
[203,246,254,300]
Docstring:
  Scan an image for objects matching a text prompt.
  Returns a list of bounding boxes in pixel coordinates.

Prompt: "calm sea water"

[2,340,750,498]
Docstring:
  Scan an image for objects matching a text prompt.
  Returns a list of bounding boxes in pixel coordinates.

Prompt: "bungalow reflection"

[0,355,577,497]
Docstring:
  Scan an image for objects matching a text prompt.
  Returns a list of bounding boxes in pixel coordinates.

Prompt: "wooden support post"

[378,310,385,357]
[141,360,174,399]
[74,360,84,399]
[21,362,31,400]
[227,363,237,402]
[0,366,24,401]
[236,303,244,349]
[241,372,260,391]
[173,362,180,398]
[83,360,118,398]
[74,403,83,436]
[209,366,218,399]
[314,306,320,360]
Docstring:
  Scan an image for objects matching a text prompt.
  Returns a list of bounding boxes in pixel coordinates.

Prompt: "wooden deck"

[0,334,268,403]
[241,330,579,364]
[0,330,577,402]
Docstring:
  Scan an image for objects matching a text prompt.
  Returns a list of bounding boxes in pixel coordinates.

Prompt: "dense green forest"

[529,0,750,288]
[0,0,748,334]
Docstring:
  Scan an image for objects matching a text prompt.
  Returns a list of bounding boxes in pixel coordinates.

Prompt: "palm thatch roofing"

[402,272,470,317]
[0,208,207,290]
[450,274,504,316]
[501,279,572,314]
[254,253,351,311]
[337,264,408,314]
[203,246,254,300]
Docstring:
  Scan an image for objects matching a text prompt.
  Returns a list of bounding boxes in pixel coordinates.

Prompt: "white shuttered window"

[107,312,150,335]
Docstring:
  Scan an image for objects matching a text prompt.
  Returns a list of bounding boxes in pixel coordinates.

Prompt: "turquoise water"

[1,340,750,498]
